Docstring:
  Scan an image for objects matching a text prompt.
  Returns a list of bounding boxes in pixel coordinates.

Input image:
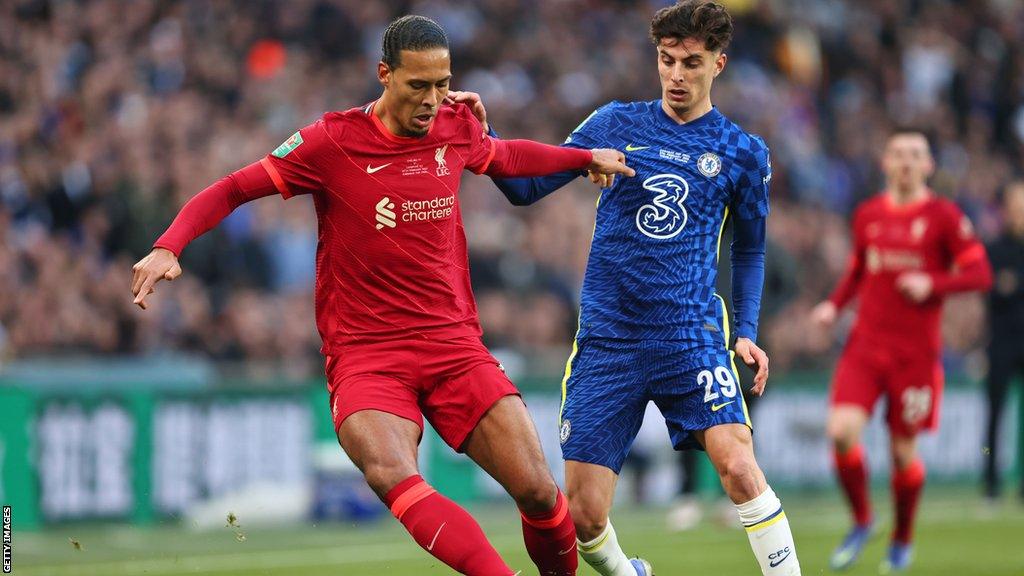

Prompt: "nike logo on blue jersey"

[711,401,734,412]
[625,144,650,152]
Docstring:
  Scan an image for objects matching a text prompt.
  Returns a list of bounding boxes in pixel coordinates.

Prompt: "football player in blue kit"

[449,2,801,575]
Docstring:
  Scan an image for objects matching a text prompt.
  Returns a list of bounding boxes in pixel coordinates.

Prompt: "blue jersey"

[495,100,771,346]
[491,100,770,467]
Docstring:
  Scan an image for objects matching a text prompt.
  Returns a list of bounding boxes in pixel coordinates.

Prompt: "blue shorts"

[558,338,751,474]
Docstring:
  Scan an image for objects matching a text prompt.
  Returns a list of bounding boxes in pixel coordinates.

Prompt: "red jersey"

[260,102,501,354]
[829,193,990,355]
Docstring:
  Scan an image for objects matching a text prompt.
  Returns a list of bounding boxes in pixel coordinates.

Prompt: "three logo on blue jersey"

[636,174,689,239]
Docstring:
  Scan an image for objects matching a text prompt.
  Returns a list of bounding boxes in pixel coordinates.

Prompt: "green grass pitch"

[13,491,1023,575]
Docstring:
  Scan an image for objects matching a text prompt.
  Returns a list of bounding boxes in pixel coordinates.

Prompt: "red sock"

[520,489,578,576]
[386,475,514,576]
[834,445,873,526]
[892,459,925,545]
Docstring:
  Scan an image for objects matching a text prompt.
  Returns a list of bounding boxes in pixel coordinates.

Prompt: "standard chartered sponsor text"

[402,195,455,222]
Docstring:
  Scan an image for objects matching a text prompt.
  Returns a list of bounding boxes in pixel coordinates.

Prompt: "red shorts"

[830,335,944,436]
[324,336,518,451]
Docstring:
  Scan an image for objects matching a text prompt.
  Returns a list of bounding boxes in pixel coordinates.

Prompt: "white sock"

[736,486,801,575]
[577,521,635,576]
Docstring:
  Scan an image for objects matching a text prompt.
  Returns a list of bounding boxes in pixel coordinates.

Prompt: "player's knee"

[718,455,762,500]
[830,432,857,454]
[567,491,608,540]
[511,477,558,515]
[890,438,917,470]
[361,461,419,500]
[891,452,914,471]
[826,418,858,451]
[570,506,607,542]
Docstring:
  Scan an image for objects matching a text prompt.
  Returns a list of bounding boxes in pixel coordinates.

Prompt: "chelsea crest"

[697,152,722,177]
[559,419,571,444]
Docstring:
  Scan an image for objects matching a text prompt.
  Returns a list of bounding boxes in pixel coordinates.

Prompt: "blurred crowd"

[2,0,1023,379]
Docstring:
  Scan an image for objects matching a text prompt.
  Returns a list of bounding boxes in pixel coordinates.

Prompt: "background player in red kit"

[811,130,992,573]
[130,15,634,576]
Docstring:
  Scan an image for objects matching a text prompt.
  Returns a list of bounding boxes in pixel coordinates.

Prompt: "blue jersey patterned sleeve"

[562,103,615,148]
[733,135,771,220]
[489,104,614,206]
[731,216,766,342]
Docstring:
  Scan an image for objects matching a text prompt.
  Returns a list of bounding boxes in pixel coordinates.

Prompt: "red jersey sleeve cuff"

[152,241,182,258]
[954,243,986,268]
[471,136,498,175]
[260,157,293,198]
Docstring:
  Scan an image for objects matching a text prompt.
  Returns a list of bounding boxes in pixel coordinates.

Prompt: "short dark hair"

[381,15,449,69]
[888,126,934,152]
[650,1,733,53]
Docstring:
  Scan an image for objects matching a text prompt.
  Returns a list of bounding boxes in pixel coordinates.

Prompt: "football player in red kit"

[812,130,992,573]
[130,15,634,576]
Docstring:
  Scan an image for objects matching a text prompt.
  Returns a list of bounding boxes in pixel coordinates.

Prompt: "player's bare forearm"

[131,248,182,309]
[734,337,769,395]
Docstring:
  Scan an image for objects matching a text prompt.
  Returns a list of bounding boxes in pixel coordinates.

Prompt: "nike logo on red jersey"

[366,163,392,174]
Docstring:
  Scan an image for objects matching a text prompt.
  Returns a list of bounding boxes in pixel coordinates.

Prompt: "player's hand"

[587,170,616,189]
[131,248,182,310]
[445,90,488,133]
[811,300,838,329]
[734,337,769,396]
[588,149,636,178]
[896,271,933,303]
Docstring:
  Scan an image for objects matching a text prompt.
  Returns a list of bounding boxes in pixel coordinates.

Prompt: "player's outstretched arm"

[487,133,582,206]
[131,161,277,309]
[484,138,633,181]
[449,90,610,205]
